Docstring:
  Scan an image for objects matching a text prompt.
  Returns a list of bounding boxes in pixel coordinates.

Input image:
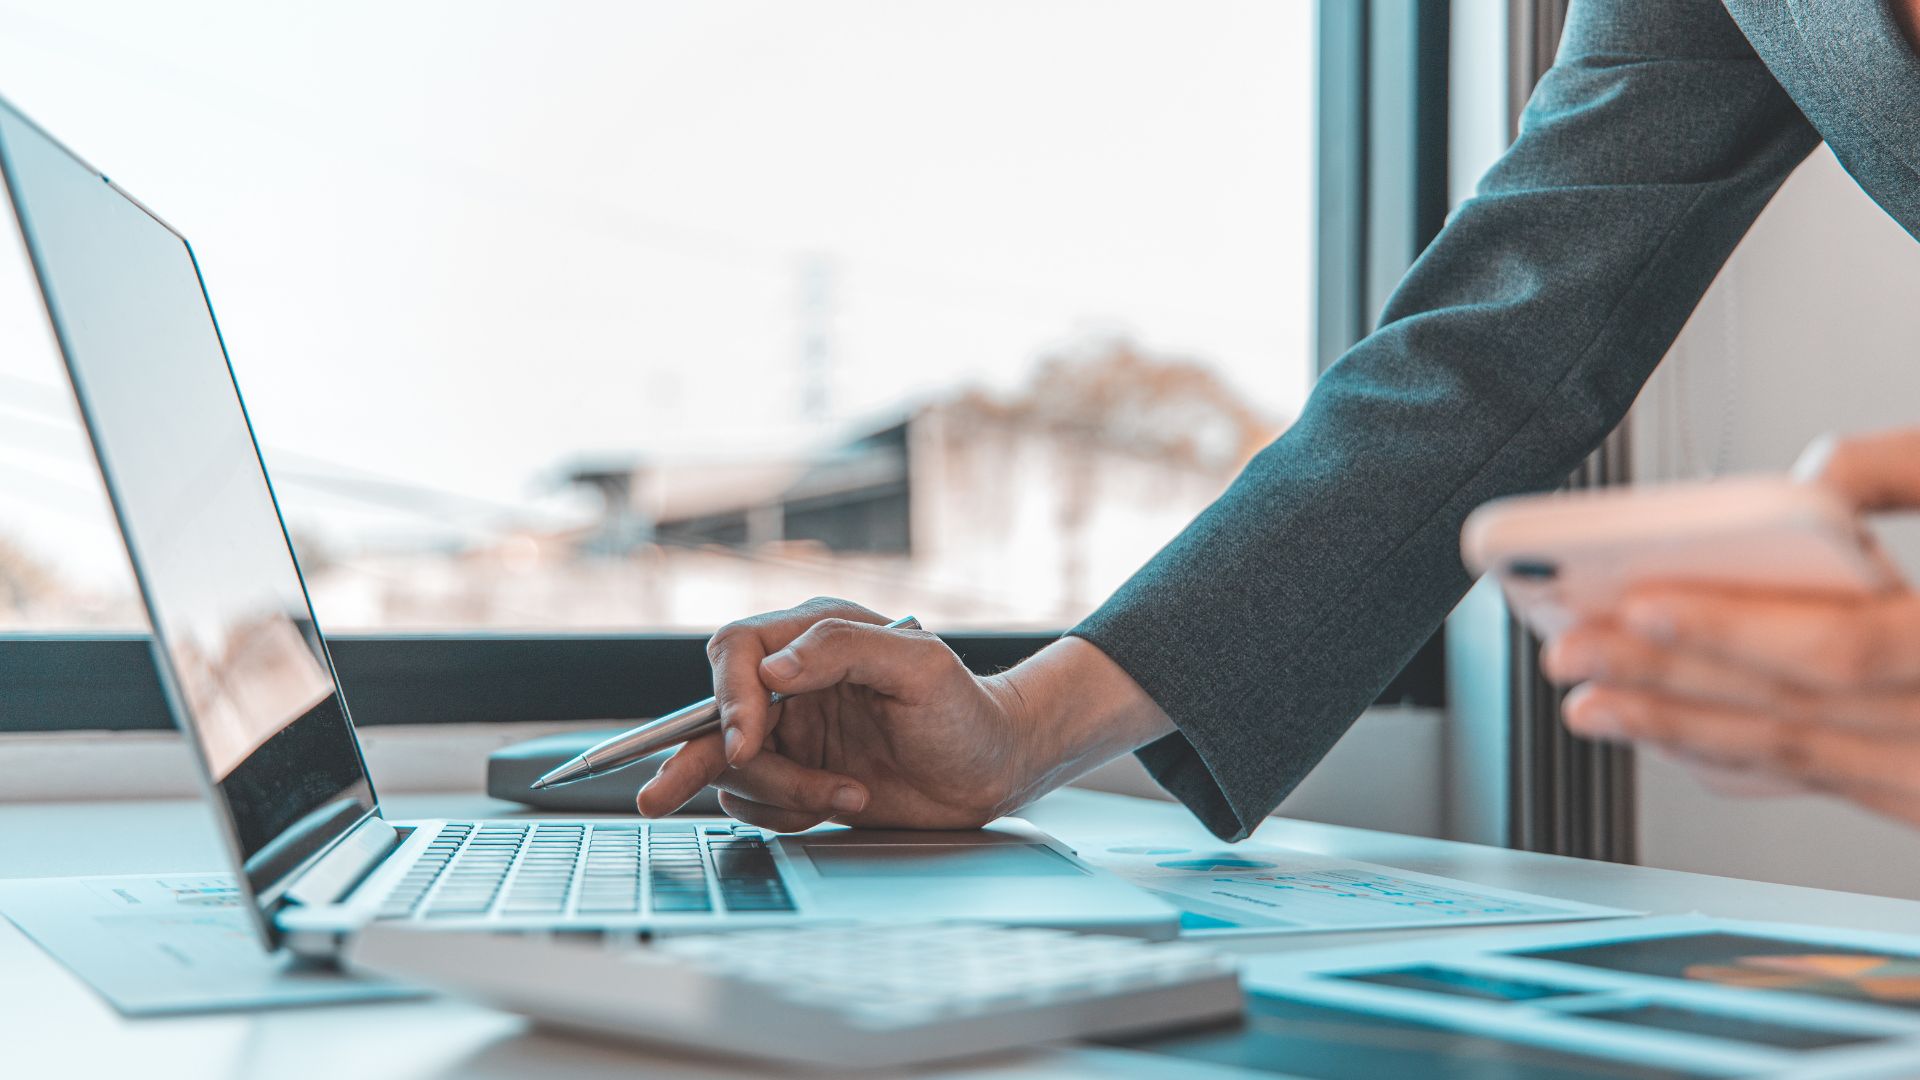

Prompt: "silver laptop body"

[0,96,1176,957]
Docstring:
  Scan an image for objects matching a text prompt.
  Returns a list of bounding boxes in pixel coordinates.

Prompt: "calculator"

[347,921,1244,1070]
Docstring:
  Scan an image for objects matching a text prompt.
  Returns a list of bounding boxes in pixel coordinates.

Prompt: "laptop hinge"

[283,816,400,908]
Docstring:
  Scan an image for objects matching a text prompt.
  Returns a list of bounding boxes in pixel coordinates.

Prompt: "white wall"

[1073,706,1446,838]
[1629,147,1920,899]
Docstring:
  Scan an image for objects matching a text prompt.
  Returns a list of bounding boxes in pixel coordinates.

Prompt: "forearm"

[1073,1,1822,840]
[991,636,1174,807]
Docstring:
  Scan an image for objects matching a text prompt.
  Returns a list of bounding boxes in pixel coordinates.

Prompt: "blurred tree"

[955,336,1287,610]
[966,337,1284,470]
[0,533,61,618]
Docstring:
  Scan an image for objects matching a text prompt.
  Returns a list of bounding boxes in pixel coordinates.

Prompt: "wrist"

[985,636,1174,810]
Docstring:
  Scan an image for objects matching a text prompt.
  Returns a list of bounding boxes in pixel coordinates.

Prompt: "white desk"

[9,789,1920,1080]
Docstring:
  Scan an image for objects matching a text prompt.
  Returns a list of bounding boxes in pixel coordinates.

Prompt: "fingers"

[637,735,869,829]
[1564,683,1920,794]
[1543,624,1920,729]
[716,793,831,834]
[1796,428,1920,511]
[759,618,952,701]
[1543,624,1778,710]
[635,733,728,817]
[1619,586,1920,692]
[710,751,868,820]
[707,597,887,767]
[1567,683,1920,826]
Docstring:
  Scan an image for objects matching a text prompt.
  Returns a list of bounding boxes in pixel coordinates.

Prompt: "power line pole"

[797,252,836,423]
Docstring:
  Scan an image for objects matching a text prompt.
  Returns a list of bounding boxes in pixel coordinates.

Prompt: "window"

[0,1,1315,635]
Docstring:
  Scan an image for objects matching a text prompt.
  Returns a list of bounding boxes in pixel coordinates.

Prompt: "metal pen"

[530,614,922,790]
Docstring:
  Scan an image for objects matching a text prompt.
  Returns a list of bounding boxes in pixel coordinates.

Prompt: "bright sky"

[0,0,1313,581]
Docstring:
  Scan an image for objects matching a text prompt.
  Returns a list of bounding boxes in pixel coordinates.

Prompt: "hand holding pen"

[622,598,1132,833]
[534,613,922,790]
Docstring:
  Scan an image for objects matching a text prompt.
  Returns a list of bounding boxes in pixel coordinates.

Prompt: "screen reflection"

[0,102,374,902]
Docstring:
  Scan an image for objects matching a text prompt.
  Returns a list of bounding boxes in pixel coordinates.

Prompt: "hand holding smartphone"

[1461,475,1901,638]
[1460,431,1920,825]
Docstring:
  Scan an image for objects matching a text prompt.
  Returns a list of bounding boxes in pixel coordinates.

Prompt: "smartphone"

[1461,476,1900,637]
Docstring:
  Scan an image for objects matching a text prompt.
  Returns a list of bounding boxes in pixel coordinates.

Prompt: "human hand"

[637,597,1176,832]
[633,598,1034,831]
[1541,429,1920,824]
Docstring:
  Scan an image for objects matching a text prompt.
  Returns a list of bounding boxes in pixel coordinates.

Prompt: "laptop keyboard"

[376,822,795,921]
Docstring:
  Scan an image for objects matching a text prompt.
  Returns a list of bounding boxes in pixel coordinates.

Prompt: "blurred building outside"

[306,342,1288,631]
[0,342,1290,632]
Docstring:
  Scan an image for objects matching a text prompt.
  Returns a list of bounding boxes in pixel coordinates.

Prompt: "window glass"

[0,1,1313,632]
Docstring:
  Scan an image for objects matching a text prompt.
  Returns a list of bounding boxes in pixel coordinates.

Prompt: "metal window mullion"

[1502,0,1636,863]
[1315,0,1371,376]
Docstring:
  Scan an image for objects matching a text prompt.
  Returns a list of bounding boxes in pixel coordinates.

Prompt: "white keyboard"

[347,922,1243,1070]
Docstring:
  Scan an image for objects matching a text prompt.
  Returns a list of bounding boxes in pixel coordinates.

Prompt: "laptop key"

[400,818,791,922]
[576,891,645,907]
[722,896,796,912]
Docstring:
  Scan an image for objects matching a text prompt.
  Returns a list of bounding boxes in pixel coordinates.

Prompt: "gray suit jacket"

[1072,0,1920,840]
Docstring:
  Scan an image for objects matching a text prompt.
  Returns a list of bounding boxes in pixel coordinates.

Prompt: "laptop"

[0,97,1178,957]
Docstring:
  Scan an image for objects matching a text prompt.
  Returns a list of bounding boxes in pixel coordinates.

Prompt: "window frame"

[1316,0,1451,374]
[1,630,1443,734]
[1,1,1450,737]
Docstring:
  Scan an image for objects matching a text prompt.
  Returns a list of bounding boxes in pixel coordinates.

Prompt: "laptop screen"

[0,101,376,932]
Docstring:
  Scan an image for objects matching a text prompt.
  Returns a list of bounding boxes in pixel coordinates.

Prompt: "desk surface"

[8,789,1920,1080]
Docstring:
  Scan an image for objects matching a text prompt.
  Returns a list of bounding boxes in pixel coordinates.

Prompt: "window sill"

[0,720,612,804]
[2,706,1444,840]
[1073,704,1444,837]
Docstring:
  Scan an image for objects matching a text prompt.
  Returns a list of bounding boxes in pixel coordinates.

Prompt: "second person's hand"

[1540,429,1920,824]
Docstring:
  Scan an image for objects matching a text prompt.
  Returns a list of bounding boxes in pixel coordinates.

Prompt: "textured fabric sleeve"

[1069,0,1822,841]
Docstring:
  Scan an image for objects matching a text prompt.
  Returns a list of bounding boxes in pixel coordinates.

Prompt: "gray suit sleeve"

[1069,0,1821,841]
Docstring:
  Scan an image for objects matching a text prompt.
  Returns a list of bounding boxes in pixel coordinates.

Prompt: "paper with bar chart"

[1087,845,1635,935]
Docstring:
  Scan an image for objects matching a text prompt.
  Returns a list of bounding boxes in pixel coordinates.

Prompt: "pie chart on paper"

[1155,858,1278,872]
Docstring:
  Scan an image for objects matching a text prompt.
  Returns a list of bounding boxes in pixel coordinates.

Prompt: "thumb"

[759,618,950,700]
[1796,428,1920,512]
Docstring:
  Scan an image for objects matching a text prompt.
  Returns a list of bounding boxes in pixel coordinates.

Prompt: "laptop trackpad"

[794,839,1083,878]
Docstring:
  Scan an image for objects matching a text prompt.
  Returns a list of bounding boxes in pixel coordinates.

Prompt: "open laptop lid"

[0,98,379,947]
